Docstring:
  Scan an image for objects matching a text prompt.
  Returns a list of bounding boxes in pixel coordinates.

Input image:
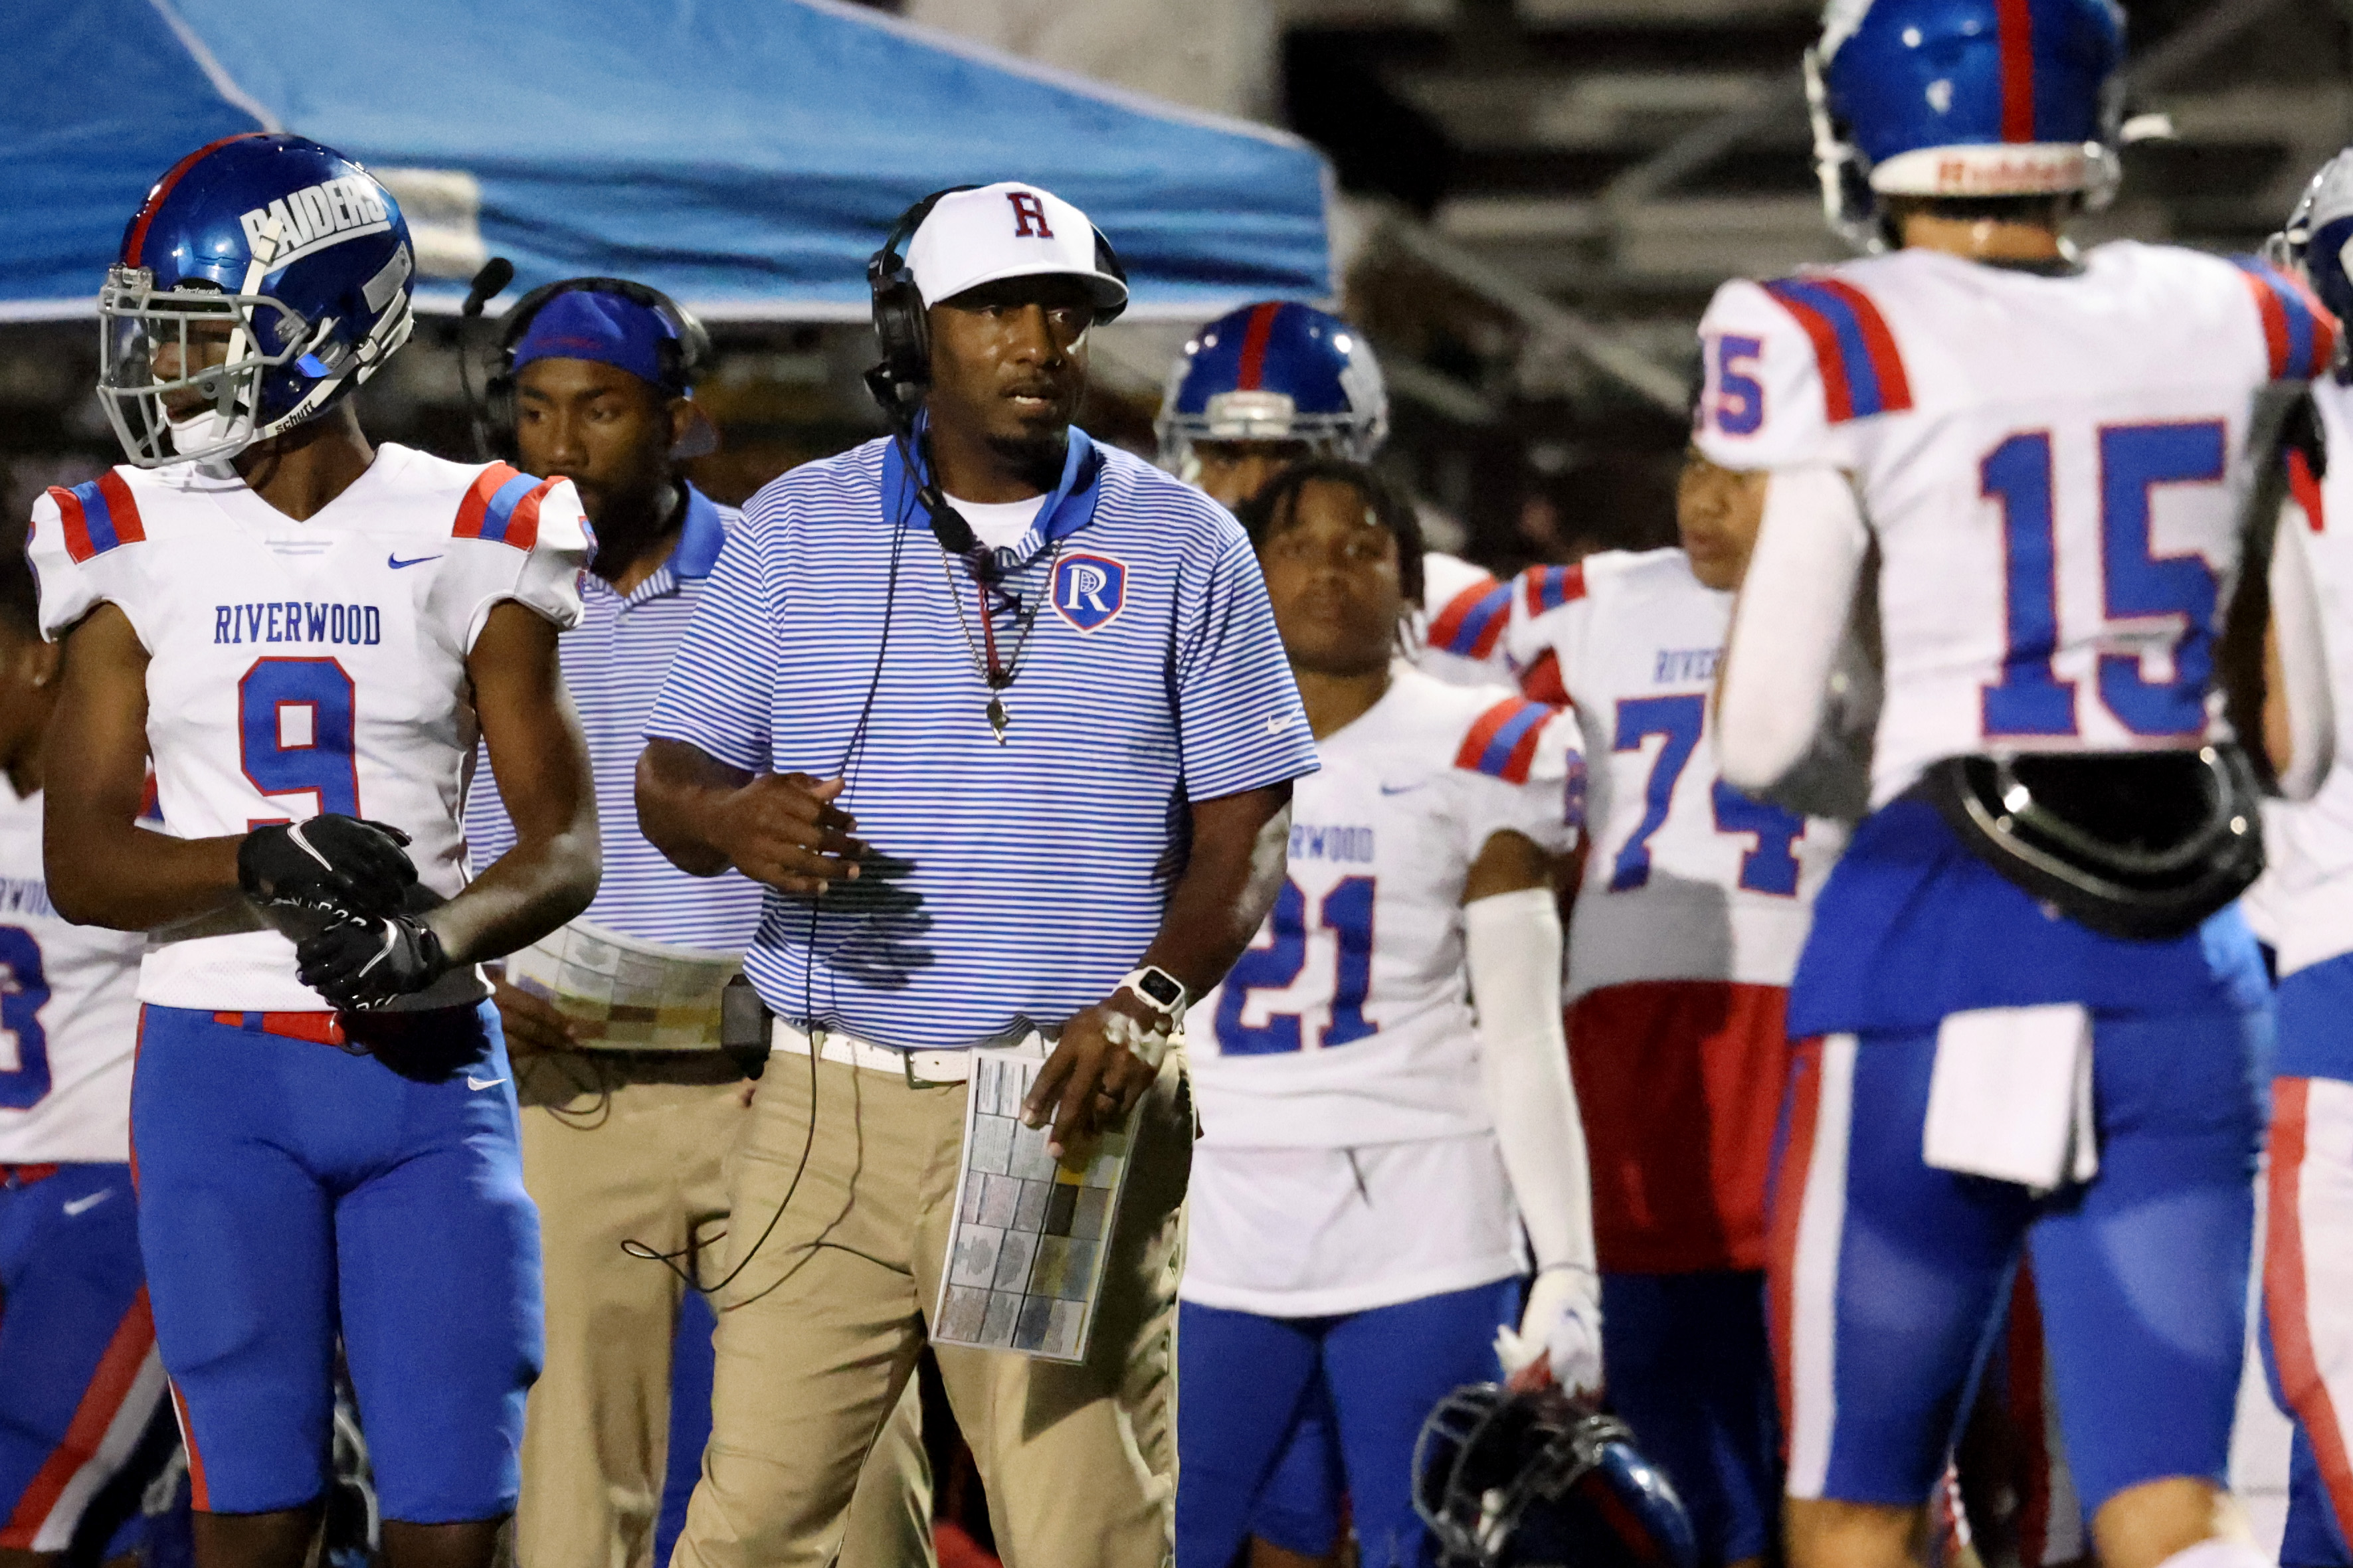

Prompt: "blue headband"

[510,290,679,389]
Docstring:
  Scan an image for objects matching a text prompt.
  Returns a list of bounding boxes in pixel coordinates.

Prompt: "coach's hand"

[1024,994,1161,1158]
[711,774,864,896]
[490,974,579,1059]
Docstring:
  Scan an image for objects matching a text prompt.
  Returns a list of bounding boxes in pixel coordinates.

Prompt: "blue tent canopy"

[1,0,1331,321]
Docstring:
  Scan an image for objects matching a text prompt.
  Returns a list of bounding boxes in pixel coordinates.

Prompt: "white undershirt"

[945,493,1047,551]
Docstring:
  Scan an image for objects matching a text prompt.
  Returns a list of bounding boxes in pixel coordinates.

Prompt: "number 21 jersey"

[28,444,587,1013]
[1188,668,1580,1148]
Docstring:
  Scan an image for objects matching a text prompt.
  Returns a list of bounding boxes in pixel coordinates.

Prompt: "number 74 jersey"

[1693,241,2337,806]
[1508,549,1845,1001]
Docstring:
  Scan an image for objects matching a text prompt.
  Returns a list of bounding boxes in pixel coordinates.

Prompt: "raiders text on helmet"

[99,133,417,468]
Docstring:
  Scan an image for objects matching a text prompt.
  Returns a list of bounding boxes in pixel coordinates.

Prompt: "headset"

[862,187,1126,574]
[863,185,1131,429]
[462,265,712,460]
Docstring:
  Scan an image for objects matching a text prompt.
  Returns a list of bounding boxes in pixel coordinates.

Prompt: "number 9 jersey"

[1694,242,2337,806]
[26,444,587,1013]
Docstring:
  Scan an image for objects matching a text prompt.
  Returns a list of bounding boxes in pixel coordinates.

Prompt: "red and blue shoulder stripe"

[1427,576,1514,660]
[2235,258,2341,382]
[1519,563,1585,618]
[1760,276,1913,423]
[1455,696,1553,785]
[454,464,562,550]
[45,474,146,564]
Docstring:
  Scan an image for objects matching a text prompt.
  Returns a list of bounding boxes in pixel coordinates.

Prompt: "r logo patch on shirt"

[1052,552,1127,633]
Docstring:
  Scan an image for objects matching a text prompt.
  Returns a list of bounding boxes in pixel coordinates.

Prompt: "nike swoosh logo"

[1266,711,1295,734]
[466,1075,508,1091]
[1378,781,1430,796]
[63,1190,113,1217]
[388,553,443,570]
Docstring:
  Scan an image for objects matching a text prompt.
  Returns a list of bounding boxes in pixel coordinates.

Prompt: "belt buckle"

[902,1048,955,1090]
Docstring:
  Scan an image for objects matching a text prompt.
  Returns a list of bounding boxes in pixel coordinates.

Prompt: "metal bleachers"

[1288,0,2353,505]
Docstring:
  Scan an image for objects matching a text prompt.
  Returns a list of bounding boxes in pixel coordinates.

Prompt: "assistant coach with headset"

[636,183,1314,1567]
[462,279,933,1568]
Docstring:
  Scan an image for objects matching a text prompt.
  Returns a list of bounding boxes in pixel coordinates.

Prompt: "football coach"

[636,183,1315,1568]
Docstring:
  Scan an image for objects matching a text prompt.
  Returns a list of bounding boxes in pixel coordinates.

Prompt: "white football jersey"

[0,787,145,1164]
[1695,242,2337,806]
[2258,377,2353,978]
[1412,551,1517,687]
[1189,668,1580,1149]
[1507,550,1844,998]
[28,446,588,1013]
[1183,668,1577,1314]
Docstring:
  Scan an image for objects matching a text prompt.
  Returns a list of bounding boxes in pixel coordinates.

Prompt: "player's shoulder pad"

[41,470,148,564]
[452,462,572,551]
[1747,267,1914,424]
[1425,555,1515,661]
[1503,557,1601,678]
[2230,254,2341,383]
[1453,690,1570,786]
[1519,561,1587,620]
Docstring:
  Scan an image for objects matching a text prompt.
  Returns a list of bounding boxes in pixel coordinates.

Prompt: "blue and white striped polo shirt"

[466,485,764,950]
[644,428,1317,1049]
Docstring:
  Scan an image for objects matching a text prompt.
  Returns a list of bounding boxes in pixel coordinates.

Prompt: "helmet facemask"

[97,248,415,469]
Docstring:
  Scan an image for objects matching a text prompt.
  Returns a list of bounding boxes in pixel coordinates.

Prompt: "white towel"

[1922,1004,2097,1193]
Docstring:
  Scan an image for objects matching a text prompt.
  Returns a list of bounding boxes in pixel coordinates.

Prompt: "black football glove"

[296,911,448,1011]
[238,816,419,918]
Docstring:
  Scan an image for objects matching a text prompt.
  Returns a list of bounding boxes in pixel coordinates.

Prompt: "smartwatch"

[1119,964,1189,1017]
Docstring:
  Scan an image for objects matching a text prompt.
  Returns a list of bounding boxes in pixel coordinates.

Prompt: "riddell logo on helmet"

[1932,153,2081,193]
[238,176,393,270]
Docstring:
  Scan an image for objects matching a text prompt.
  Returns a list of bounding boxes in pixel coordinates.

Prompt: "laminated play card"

[933,1046,1135,1363]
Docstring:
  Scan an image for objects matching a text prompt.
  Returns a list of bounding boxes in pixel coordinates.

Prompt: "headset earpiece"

[1091,226,1129,323]
[866,186,979,428]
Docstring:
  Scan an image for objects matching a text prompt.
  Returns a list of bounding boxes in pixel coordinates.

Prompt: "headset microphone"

[460,257,516,462]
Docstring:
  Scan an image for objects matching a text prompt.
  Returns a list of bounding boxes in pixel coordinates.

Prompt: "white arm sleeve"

[1466,886,1592,1277]
[1715,466,1870,794]
[2273,505,2334,802]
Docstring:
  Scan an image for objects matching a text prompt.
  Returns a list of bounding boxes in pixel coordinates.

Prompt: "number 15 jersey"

[1694,242,2336,806]
[28,444,587,1013]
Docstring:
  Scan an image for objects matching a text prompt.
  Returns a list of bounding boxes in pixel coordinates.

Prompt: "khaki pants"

[516,1053,934,1568]
[674,1049,1189,1568]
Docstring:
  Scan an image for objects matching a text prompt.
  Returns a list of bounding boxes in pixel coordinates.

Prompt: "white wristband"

[1101,1006,1173,1070]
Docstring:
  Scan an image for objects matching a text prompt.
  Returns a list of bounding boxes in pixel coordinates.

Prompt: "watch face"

[1137,970,1184,1009]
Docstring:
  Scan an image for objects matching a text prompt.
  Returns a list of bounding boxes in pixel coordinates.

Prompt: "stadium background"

[1,0,2346,1557]
[7,0,2341,572]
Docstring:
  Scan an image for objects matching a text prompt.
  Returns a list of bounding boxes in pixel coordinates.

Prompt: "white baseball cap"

[905,182,1128,316]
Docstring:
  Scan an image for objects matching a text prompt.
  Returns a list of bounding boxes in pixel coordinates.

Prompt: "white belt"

[770,1023,1046,1087]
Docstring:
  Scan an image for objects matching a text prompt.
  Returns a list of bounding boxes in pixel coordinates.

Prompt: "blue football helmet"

[1415,1383,1699,1568]
[1809,0,2127,250]
[100,133,416,468]
[2272,149,2353,337]
[1157,301,1388,474]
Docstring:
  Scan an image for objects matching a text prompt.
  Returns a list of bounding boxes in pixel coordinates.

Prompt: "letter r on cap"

[1007,191,1054,238]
